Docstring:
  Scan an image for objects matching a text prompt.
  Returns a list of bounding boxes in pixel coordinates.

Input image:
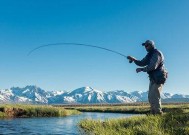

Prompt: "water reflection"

[0,112,139,135]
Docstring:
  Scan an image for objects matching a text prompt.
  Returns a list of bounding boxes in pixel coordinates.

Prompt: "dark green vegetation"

[0,104,80,118]
[77,103,189,135]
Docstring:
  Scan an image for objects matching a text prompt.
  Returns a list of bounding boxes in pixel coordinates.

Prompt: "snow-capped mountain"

[0,85,188,104]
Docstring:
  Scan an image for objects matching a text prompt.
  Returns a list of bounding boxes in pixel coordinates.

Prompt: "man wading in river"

[127,40,168,115]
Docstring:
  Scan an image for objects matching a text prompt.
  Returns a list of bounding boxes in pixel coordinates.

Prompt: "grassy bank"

[77,103,189,135]
[63,103,189,114]
[0,104,81,118]
[71,106,150,114]
[79,109,189,135]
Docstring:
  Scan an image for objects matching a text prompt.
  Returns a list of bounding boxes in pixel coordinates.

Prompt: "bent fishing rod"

[28,42,132,62]
[28,43,127,57]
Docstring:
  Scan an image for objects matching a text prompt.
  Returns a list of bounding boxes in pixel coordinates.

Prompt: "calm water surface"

[0,112,139,135]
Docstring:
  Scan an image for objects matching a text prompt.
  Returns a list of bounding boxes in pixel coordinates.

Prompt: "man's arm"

[142,52,162,72]
[127,55,148,67]
[134,55,148,67]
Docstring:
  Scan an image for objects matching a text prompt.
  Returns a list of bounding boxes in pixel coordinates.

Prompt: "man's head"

[142,40,155,52]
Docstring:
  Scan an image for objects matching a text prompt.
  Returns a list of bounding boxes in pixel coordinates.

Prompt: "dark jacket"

[135,48,167,84]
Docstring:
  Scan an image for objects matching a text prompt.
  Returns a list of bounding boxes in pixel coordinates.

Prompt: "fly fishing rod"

[28,42,126,57]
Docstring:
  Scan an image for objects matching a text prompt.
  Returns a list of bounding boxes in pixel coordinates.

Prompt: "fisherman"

[127,40,168,115]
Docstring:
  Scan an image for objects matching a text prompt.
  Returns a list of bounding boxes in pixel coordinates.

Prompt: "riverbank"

[76,103,189,135]
[60,103,189,114]
[79,109,189,135]
[0,104,80,118]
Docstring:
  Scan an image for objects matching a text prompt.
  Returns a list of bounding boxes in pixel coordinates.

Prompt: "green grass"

[73,106,150,114]
[66,103,189,114]
[0,104,81,118]
[79,109,189,135]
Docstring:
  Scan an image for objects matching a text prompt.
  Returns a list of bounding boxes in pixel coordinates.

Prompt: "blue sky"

[0,0,189,94]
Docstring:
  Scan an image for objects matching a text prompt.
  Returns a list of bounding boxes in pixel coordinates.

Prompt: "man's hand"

[136,68,143,73]
[127,56,136,63]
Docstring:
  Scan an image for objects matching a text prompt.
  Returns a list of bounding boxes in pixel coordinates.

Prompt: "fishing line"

[27,42,127,58]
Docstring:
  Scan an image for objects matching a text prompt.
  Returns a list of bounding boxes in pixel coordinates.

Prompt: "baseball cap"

[142,40,155,46]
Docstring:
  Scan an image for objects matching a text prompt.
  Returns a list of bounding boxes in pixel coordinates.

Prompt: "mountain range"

[0,85,188,104]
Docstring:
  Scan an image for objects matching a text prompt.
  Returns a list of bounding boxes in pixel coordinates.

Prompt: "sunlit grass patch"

[79,109,189,135]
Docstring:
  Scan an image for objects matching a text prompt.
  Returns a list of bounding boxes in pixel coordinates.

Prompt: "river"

[0,112,139,135]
